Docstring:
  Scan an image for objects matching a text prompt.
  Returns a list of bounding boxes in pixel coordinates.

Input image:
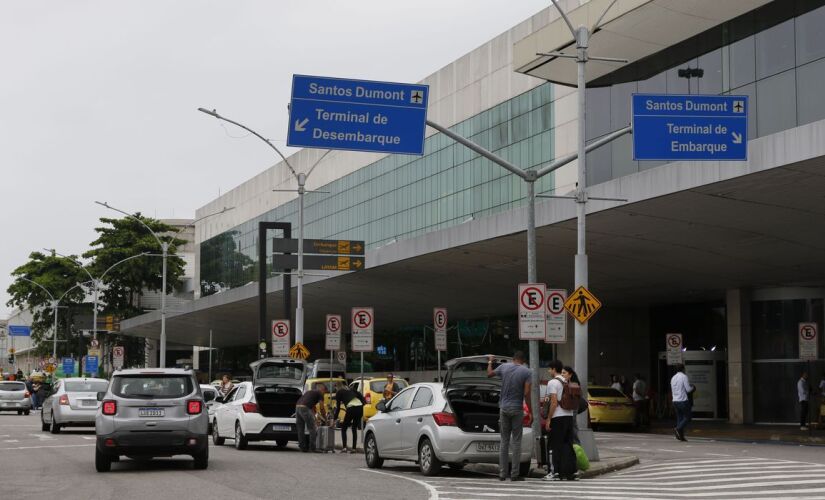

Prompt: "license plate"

[138,408,165,417]
[271,424,291,432]
[476,441,499,453]
[81,400,97,407]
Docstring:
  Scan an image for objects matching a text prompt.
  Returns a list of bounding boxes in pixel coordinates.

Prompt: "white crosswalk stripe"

[377,456,825,499]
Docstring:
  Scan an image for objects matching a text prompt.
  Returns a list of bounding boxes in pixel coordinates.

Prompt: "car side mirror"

[376,400,388,412]
[203,392,215,403]
[96,392,105,402]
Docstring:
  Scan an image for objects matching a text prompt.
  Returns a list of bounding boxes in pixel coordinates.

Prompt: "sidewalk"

[648,419,825,446]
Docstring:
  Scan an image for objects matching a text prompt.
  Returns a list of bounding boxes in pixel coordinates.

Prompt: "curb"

[471,455,639,479]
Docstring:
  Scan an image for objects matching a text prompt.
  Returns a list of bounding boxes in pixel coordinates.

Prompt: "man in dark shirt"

[334,383,366,453]
[296,383,328,452]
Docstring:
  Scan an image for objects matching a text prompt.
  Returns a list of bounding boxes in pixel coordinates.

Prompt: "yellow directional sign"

[44,364,56,373]
[289,342,311,360]
[564,286,602,324]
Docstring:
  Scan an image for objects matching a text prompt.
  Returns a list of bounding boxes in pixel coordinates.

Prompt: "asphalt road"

[3,413,825,500]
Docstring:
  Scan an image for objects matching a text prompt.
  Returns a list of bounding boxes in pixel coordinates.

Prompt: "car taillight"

[102,400,117,415]
[24,391,31,398]
[241,402,258,413]
[589,400,607,407]
[364,392,371,404]
[432,412,457,426]
[522,403,532,427]
[187,400,203,415]
[59,394,70,406]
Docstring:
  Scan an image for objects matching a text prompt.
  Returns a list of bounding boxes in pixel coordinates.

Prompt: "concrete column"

[726,289,752,424]
[144,338,159,368]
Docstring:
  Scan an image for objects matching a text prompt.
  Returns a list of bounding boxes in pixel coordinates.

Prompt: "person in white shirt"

[670,364,694,441]
[798,371,810,430]
[542,360,577,481]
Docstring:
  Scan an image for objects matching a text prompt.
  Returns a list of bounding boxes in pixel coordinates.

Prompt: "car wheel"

[49,413,61,434]
[24,410,30,416]
[17,410,22,415]
[418,437,442,476]
[95,448,112,473]
[275,438,289,448]
[193,446,209,470]
[364,433,383,469]
[212,421,225,446]
[519,461,531,478]
[234,422,248,450]
[40,411,49,432]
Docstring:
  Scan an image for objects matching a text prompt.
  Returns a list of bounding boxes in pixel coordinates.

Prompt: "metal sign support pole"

[296,173,306,345]
[360,352,365,396]
[208,329,213,383]
[437,350,441,383]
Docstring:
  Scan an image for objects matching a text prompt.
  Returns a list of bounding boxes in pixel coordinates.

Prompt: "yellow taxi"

[349,377,409,420]
[587,385,636,429]
[304,377,347,421]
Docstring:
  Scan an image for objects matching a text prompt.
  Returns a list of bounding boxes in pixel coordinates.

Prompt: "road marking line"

[705,453,732,457]
[82,436,96,440]
[30,433,53,440]
[653,448,686,453]
[360,468,439,500]
[0,443,93,451]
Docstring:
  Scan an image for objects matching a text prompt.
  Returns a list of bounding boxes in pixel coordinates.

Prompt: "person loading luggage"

[296,383,328,452]
[334,382,366,453]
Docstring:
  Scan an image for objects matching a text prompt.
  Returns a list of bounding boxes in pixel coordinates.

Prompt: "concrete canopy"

[120,117,825,349]
[513,0,771,87]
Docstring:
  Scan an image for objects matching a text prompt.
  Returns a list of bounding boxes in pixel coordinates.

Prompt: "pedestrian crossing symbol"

[289,342,311,360]
[564,286,602,324]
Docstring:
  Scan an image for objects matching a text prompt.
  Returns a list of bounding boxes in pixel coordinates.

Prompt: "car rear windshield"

[370,379,408,393]
[257,363,303,380]
[111,375,194,399]
[0,382,25,391]
[65,381,109,393]
[588,388,626,398]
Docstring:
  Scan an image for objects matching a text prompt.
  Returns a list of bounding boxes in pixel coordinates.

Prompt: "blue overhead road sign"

[287,75,429,155]
[8,325,31,336]
[632,94,748,161]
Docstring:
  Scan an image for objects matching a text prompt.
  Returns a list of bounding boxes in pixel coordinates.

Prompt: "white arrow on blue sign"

[632,94,748,161]
[287,75,429,155]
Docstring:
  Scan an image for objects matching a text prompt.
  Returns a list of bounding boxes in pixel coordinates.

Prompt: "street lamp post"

[197,107,330,347]
[94,202,233,367]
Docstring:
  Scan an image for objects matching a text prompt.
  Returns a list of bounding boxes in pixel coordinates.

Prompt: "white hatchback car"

[211,358,306,450]
[364,356,534,477]
[41,377,109,433]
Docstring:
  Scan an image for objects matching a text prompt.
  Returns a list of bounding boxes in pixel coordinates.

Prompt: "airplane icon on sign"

[410,90,424,104]
[733,100,744,113]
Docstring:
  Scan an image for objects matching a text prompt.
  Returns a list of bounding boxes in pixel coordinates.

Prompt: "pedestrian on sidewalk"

[798,371,810,431]
[487,352,532,481]
[633,373,649,428]
[671,364,694,441]
[562,366,585,445]
[543,360,578,481]
[334,381,365,454]
[296,382,328,452]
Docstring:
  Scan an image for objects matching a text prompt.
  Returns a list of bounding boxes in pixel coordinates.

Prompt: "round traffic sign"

[90,339,99,347]
[272,320,290,338]
[667,334,682,348]
[434,308,447,329]
[327,315,341,333]
[520,287,544,310]
[801,324,817,340]
[48,357,55,364]
[546,291,566,315]
[353,308,373,329]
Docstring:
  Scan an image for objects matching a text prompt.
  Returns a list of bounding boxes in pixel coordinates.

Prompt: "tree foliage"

[83,214,187,319]
[6,251,89,352]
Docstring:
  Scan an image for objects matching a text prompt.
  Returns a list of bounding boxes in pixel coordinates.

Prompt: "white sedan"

[41,377,109,433]
[211,381,297,449]
[364,356,534,477]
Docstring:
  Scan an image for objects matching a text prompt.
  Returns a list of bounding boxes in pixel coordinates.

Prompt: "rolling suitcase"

[315,425,335,453]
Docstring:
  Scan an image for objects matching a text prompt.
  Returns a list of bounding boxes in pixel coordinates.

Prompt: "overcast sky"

[0,1,551,318]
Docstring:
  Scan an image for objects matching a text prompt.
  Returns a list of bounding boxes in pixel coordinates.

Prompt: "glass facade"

[200,83,557,295]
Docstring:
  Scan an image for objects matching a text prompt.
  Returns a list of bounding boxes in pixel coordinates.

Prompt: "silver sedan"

[41,377,109,433]
[364,357,534,477]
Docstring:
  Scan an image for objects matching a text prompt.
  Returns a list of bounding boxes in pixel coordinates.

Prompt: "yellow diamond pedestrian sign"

[289,342,311,360]
[564,286,602,324]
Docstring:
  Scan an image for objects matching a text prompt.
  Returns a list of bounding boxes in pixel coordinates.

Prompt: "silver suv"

[94,368,208,472]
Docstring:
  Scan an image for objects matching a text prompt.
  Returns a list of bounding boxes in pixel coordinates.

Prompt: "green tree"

[83,214,187,319]
[6,251,89,355]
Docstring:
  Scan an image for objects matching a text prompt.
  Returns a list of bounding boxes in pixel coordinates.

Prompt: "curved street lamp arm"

[198,108,298,179]
[45,248,96,284]
[305,150,332,181]
[94,201,164,249]
[173,206,235,238]
[57,281,91,303]
[15,276,55,302]
[99,252,152,281]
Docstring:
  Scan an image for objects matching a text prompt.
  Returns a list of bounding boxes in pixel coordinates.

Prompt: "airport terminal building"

[122,0,825,424]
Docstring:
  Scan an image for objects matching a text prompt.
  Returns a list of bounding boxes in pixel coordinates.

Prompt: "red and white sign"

[434,307,447,352]
[518,283,546,340]
[271,319,291,356]
[545,289,567,344]
[799,323,818,361]
[112,346,125,370]
[325,314,342,351]
[351,307,374,352]
[666,333,683,366]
